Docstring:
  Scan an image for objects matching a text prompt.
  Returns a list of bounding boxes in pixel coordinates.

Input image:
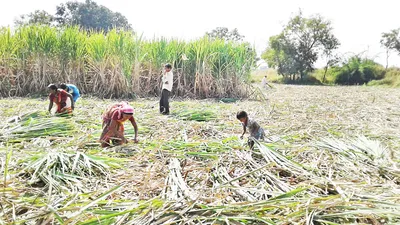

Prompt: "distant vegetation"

[205,27,245,42]
[262,11,340,81]
[254,62,400,88]
[0,26,256,98]
[1,1,260,98]
[15,0,132,32]
[3,1,400,98]
[260,10,400,87]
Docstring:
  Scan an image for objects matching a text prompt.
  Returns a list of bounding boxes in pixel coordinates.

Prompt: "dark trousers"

[159,89,170,114]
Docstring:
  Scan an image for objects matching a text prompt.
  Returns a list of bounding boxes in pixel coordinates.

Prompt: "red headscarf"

[103,102,134,123]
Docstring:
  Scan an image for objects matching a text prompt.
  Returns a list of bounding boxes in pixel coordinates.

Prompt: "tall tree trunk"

[322,64,329,83]
[385,49,389,70]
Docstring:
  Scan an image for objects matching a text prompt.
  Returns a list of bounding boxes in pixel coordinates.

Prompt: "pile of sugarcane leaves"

[0,111,75,142]
[1,106,400,224]
[175,109,218,122]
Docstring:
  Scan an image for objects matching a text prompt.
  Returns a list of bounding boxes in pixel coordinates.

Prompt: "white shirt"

[162,71,173,92]
[261,77,267,86]
[65,97,71,108]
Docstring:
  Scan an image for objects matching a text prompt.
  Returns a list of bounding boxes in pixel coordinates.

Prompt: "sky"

[1,0,399,67]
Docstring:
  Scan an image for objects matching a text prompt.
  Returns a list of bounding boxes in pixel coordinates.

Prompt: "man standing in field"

[261,75,268,89]
[159,63,173,115]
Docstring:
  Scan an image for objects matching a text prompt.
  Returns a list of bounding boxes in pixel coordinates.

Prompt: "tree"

[206,27,244,42]
[321,38,340,83]
[262,34,298,78]
[55,0,132,32]
[54,1,79,27]
[15,10,54,26]
[262,11,340,80]
[380,29,400,69]
[15,0,132,32]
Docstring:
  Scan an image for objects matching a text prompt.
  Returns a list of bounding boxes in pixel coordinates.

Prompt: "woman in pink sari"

[99,102,138,148]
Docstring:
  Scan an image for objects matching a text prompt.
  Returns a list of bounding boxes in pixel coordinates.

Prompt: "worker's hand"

[240,135,244,140]
[165,81,169,84]
[72,105,75,110]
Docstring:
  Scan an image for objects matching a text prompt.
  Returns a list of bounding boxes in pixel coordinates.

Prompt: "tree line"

[15,0,132,32]
[11,1,400,86]
[14,0,245,42]
[262,11,400,85]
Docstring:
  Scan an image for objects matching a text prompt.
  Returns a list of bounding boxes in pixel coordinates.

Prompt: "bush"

[334,57,385,85]
[368,67,400,87]
[384,67,400,78]
[367,79,392,86]
[281,74,322,85]
[310,68,336,84]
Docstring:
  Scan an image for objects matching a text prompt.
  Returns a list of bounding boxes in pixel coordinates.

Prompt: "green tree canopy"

[206,27,244,42]
[381,29,400,53]
[55,0,132,32]
[334,56,385,85]
[15,0,132,32]
[262,11,340,80]
[380,29,400,69]
[15,10,54,26]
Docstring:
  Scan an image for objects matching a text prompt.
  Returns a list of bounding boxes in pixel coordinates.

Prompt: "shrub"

[310,68,336,84]
[334,57,385,85]
[281,74,322,85]
[368,67,400,87]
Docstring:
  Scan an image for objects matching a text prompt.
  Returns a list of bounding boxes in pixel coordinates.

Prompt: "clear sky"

[1,0,399,67]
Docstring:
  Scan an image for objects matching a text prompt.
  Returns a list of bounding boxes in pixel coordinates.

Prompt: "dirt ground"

[261,84,400,148]
[1,84,399,224]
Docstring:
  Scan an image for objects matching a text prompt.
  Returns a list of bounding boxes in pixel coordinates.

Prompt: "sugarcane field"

[1,84,400,224]
[1,1,400,224]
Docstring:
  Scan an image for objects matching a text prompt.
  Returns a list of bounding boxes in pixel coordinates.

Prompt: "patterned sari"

[99,102,133,147]
[49,90,72,114]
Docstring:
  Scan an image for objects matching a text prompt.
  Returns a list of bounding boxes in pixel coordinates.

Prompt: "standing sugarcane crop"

[159,63,173,115]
